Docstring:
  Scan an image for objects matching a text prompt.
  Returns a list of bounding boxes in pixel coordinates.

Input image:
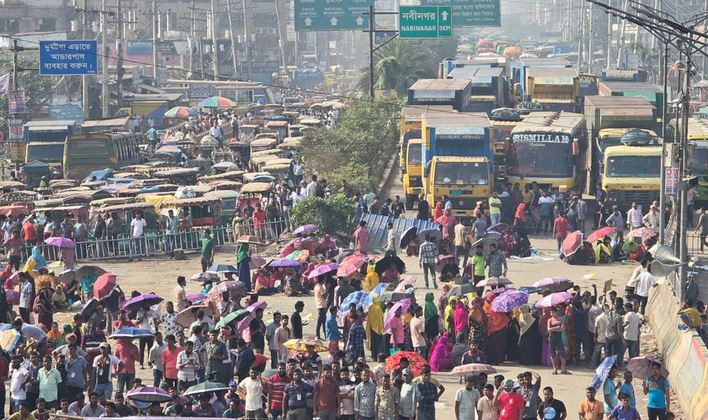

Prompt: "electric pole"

[152,0,159,86]
[226,0,239,78]
[101,0,109,118]
[81,0,89,118]
[117,0,124,108]
[210,0,219,80]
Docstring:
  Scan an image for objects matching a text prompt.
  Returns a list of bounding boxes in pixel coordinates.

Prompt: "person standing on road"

[200,229,214,273]
[353,369,376,420]
[643,362,670,420]
[314,278,328,340]
[129,211,147,259]
[417,194,430,221]
[237,367,267,419]
[537,386,566,420]
[173,277,188,312]
[578,387,604,420]
[354,221,370,254]
[553,211,568,257]
[419,236,438,289]
[603,366,619,416]
[621,303,642,362]
[415,366,443,420]
[313,364,338,420]
[486,243,507,278]
[635,265,657,315]
[455,375,480,420]
[283,369,313,420]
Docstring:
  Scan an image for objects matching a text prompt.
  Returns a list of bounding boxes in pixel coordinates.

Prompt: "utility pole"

[210,0,219,80]
[101,0,109,118]
[588,3,593,72]
[242,0,250,77]
[226,0,239,78]
[368,4,374,98]
[190,0,196,76]
[116,0,124,108]
[152,0,159,86]
[274,0,287,75]
[81,0,89,118]
[616,0,628,67]
[659,40,669,244]
[678,57,691,297]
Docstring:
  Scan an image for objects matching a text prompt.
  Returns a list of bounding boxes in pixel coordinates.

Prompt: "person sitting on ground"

[52,284,68,310]
[594,238,612,264]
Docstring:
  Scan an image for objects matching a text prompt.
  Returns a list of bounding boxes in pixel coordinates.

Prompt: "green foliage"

[358,38,458,96]
[297,100,400,193]
[290,194,356,236]
[0,56,56,132]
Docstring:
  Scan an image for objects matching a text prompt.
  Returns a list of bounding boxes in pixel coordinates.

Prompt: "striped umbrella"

[198,96,237,109]
[164,106,196,119]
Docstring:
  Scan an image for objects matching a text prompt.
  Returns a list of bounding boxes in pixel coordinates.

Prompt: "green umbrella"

[198,96,237,109]
[184,381,230,396]
[215,309,250,329]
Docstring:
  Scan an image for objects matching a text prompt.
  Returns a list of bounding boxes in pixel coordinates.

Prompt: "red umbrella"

[587,226,616,243]
[385,351,427,377]
[627,227,657,243]
[336,263,360,277]
[561,231,583,256]
[92,272,117,299]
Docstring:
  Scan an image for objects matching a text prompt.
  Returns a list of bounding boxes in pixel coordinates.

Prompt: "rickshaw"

[48,180,78,194]
[298,117,322,128]
[0,204,32,220]
[95,202,158,235]
[198,170,246,184]
[282,111,299,125]
[198,135,219,159]
[204,190,239,224]
[251,138,278,154]
[161,197,222,227]
[89,197,135,220]
[239,124,259,142]
[186,158,213,174]
[261,162,291,177]
[265,120,289,142]
[0,180,26,193]
[251,154,281,169]
[263,104,284,115]
[22,161,51,188]
[191,184,216,195]
[238,182,272,210]
[154,168,200,185]
[242,172,275,184]
[251,149,282,159]
[212,161,240,174]
[0,191,39,205]
[208,180,242,191]
[288,125,307,137]
[32,204,90,228]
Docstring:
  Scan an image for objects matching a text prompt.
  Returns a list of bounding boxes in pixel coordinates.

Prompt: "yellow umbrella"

[283,337,328,352]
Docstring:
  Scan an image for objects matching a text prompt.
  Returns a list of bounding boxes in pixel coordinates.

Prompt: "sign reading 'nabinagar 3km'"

[399,6,451,39]
[295,0,372,31]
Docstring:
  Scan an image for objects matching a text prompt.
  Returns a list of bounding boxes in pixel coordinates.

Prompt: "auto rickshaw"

[264,120,289,142]
[204,189,239,225]
[95,202,158,235]
[161,197,222,228]
[239,124,259,142]
[154,168,200,185]
[242,172,275,184]
[207,180,242,191]
[22,161,51,188]
[198,170,246,184]
[251,138,278,154]
[238,182,272,210]
[261,162,291,177]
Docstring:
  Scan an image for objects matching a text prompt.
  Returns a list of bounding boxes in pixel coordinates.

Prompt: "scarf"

[366,302,383,335]
[236,244,249,264]
[517,304,535,339]
[424,292,437,321]
[515,203,526,222]
[31,246,46,270]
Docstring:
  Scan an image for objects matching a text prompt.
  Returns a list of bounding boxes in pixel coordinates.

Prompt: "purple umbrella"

[126,386,171,402]
[246,300,267,312]
[490,290,528,313]
[532,277,574,293]
[307,263,339,279]
[186,293,205,304]
[45,236,76,248]
[293,224,318,236]
[383,298,411,332]
[490,286,512,295]
[270,258,302,268]
[535,291,574,308]
[122,293,163,310]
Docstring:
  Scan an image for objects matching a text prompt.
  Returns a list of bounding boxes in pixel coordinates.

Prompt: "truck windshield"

[507,142,573,177]
[605,155,661,177]
[407,143,421,166]
[27,143,64,162]
[434,162,489,185]
[597,136,622,153]
[690,147,708,175]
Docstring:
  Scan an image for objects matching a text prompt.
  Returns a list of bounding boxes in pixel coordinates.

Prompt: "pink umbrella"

[561,231,583,256]
[307,263,339,279]
[337,263,360,277]
[587,226,616,244]
[449,363,497,376]
[92,273,117,299]
[250,255,266,267]
[293,224,318,236]
[394,277,416,292]
[535,291,574,308]
[279,238,302,257]
[383,298,411,332]
[340,253,367,267]
[45,236,76,248]
[237,313,254,332]
[246,300,267,312]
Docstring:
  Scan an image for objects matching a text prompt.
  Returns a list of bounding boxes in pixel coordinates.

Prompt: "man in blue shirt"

[283,369,313,420]
[618,371,636,408]
[415,366,443,420]
[642,362,670,420]
[325,306,341,355]
[347,313,366,360]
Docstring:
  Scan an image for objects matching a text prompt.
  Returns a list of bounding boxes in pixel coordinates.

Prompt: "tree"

[290,194,356,236]
[0,57,56,134]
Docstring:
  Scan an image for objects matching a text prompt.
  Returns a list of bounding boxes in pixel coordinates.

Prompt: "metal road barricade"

[13,217,292,263]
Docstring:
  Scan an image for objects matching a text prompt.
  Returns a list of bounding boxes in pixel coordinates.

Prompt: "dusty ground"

[48,233,683,418]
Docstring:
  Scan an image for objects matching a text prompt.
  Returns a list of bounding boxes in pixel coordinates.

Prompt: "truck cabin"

[596,128,658,173]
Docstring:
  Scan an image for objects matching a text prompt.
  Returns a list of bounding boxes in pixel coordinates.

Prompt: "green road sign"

[295,0,372,31]
[419,0,500,27]
[399,6,451,39]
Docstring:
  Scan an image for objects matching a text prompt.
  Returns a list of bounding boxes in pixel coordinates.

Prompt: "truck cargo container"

[447,66,509,113]
[525,67,579,112]
[598,80,664,123]
[407,79,471,111]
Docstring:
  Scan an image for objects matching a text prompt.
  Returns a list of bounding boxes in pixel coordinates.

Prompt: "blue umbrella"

[207,264,238,274]
[591,355,618,389]
[362,283,387,311]
[339,291,368,314]
[110,327,155,339]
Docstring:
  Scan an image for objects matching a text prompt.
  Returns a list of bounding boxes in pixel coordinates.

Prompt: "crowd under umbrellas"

[0,220,674,420]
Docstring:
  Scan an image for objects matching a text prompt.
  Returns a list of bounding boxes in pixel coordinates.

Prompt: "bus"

[63,132,143,181]
[25,142,65,169]
[508,111,586,192]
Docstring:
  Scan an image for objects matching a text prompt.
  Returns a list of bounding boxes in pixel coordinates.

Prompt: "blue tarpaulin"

[359,213,439,251]
[82,169,113,184]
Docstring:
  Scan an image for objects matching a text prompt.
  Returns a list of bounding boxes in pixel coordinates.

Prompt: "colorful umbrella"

[587,226,616,244]
[307,263,339,279]
[394,277,416,292]
[449,363,497,376]
[489,286,511,295]
[126,386,171,402]
[591,355,618,389]
[247,300,267,312]
[533,277,574,293]
[283,337,328,352]
[206,264,238,274]
[362,283,388,311]
[198,96,236,109]
[336,263,360,278]
[237,313,254,333]
[215,309,251,329]
[0,329,21,352]
[384,351,427,377]
[383,298,412,332]
[339,290,368,314]
[184,381,230,396]
[237,235,265,245]
[122,293,163,310]
[0,323,47,341]
[627,356,667,380]
[186,293,205,304]
[210,281,247,297]
[250,255,266,267]
[279,238,302,257]
[490,290,528,312]
[340,253,367,267]
[45,236,76,248]
[93,272,117,299]
[190,272,220,282]
[293,224,318,236]
[176,305,213,328]
[476,277,513,288]
[35,274,59,289]
[110,327,154,339]
[627,227,657,242]
[270,258,302,268]
[164,106,196,119]
[561,231,583,256]
[535,291,573,308]
[375,254,405,275]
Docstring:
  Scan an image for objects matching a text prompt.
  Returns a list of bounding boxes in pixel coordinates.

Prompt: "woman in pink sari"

[429,331,454,372]
[453,300,469,339]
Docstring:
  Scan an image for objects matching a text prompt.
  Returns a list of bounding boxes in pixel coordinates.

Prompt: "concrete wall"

[646,280,708,420]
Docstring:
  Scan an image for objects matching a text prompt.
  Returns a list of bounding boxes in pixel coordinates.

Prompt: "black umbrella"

[444,283,475,299]
[375,253,406,275]
[80,298,99,319]
[417,228,442,242]
[399,227,417,249]
[379,289,414,304]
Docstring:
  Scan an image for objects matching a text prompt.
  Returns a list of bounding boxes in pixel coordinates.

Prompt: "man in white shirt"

[176,341,200,391]
[591,306,609,366]
[622,302,642,363]
[305,175,319,198]
[148,332,166,388]
[385,222,398,255]
[237,367,267,419]
[130,211,147,258]
[9,356,28,412]
[410,306,427,358]
[626,202,643,230]
[290,187,305,206]
[455,376,481,420]
[635,266,657,315]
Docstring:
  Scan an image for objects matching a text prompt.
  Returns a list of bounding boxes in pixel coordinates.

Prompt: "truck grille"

[409,176,422,187]
[607,190,658,209]
[449,196,483,213]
